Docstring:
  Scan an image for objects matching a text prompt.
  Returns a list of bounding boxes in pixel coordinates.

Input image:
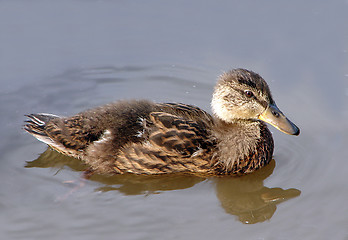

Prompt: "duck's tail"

[24,113,60,145]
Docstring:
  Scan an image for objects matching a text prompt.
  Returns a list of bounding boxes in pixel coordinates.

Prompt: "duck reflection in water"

[26,149,300,224]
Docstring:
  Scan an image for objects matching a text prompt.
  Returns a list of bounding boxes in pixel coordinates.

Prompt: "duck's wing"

[148,112,213,156]
[113,111,215,174]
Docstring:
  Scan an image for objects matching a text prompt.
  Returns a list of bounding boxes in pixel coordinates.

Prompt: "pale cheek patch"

[211,94,239,122]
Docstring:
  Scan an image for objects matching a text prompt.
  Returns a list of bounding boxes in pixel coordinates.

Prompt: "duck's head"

[211,68,300,135]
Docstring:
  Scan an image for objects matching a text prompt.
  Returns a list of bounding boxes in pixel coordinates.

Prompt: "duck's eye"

[244,90,254,98]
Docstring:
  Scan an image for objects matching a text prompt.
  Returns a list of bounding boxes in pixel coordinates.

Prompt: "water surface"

[0,1,347,239]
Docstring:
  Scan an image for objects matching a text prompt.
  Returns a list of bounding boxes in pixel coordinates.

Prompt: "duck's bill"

[258,104,300,136]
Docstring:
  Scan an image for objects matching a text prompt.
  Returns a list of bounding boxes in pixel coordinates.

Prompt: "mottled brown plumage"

[24,68,299,176]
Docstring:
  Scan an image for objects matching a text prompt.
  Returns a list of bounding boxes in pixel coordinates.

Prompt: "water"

[1,1,347,239]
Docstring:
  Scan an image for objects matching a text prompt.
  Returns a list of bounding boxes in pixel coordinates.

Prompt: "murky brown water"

[1,1,347,240]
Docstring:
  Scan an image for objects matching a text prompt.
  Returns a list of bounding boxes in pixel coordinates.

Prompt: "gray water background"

[0,1,347,239]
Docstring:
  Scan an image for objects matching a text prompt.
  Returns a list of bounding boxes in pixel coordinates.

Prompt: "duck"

[24,68,299,176]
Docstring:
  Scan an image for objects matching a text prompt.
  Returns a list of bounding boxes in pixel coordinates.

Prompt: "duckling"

[24,68,299,176]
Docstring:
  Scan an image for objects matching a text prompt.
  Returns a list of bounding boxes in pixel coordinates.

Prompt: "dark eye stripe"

[233,87,269,108]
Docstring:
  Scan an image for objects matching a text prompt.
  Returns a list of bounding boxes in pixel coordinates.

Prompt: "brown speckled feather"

[113,111,215,174]
[148,112,213,155]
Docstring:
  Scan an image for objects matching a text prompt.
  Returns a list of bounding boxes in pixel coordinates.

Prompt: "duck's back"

[25,100,216,175]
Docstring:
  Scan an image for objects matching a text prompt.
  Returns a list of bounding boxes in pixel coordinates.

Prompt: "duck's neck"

[211,118,273,174]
